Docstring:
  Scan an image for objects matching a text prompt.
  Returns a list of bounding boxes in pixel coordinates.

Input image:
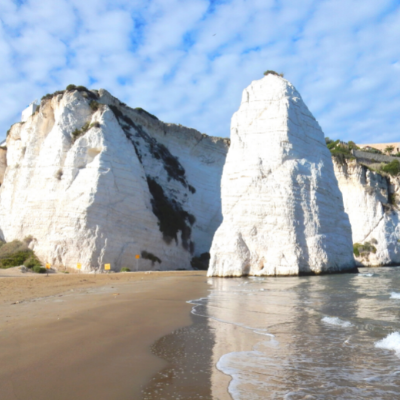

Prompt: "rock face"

[333,159,400,266]
[208,75,355,277]
[0,147,6,184]
[0,88,229,271]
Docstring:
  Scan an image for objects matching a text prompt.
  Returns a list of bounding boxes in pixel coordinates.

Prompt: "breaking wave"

[375,332,400,357]
[322,316,353,328]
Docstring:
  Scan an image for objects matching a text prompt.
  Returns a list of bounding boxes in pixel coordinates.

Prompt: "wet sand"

[0,271,209,400]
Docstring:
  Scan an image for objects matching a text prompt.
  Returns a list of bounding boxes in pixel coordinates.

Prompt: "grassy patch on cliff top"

[326,138,356,164]
[263,70,284,77]
[41,85,98,102]
[134,107,159,121]
[327,138,400,177]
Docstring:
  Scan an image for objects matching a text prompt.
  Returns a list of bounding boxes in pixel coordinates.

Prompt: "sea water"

[143,267,400,400]
[193,267,400,399]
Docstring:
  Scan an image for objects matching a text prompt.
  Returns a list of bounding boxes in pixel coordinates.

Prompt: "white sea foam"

[322,316,353,328]
[375,332,400,357]
[390,292,400,299]
[360,273,374,277]
[284,391,316,400]
[216,349,276,400]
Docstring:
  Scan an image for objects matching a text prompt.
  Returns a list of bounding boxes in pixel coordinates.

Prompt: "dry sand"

[0,270,210,400]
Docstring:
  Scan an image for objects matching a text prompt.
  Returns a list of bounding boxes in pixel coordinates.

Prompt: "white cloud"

[0,0,399,145]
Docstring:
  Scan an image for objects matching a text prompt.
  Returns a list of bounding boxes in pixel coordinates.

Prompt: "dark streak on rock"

[109,104,188,187]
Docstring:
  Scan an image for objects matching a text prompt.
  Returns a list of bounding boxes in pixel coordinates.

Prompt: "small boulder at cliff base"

[208,74,356,277]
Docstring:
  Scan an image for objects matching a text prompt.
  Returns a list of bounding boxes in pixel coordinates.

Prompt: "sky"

[0,0,399,143]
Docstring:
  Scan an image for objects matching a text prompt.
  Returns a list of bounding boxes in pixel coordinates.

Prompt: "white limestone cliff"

[0,147,6,184]
[208,75,356,277]
[333,159,400,266]
[0,88,228,271]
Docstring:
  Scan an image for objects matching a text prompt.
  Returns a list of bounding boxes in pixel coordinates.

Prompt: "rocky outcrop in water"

[208,75,356,276]
[0,88,229,271]
[333,159,400,266]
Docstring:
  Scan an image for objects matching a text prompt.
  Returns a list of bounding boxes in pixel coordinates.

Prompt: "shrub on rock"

[24,256,42,269]
[263,70,284,77]
[0,240,34,269]
[89,101,100,112]
[353,242,377,257]
[382,160,400,176]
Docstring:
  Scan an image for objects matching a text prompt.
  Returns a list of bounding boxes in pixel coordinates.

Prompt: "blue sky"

[0,0,399,143]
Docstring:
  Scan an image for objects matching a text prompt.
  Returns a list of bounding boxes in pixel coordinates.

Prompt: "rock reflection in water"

[143,268,400,399]
[206,270,400,399]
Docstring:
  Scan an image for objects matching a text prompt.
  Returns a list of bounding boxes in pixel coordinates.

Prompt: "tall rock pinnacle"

[208,74,356,276]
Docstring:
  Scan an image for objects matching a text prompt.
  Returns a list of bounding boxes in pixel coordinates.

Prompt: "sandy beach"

[0,270,210,400]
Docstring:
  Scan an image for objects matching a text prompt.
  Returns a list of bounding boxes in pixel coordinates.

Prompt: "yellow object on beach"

[104,264,111,270]
[45,263,50,269]
[77,263,81,270]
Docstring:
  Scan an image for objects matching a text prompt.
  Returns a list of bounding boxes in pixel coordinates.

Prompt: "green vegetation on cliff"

[325,138,356,164]
[382,160,400,176]
[353,241,377,257]
[0,238,41,269]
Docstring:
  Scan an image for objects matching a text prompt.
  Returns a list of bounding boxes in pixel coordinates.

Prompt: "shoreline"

[0,271,210,400]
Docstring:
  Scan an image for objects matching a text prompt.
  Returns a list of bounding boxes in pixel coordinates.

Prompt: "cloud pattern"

[0,0,399,143]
